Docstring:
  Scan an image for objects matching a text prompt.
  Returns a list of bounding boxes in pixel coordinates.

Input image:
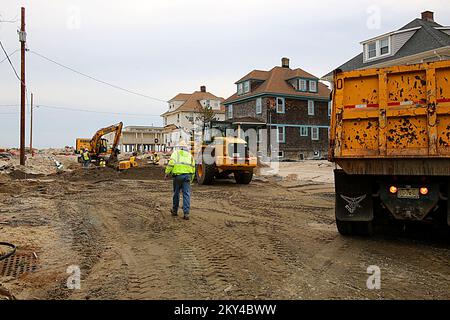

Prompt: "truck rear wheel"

[336,220,374,236]
[234,171,253,184]
[336,219,353,236]
[196,163,215,185]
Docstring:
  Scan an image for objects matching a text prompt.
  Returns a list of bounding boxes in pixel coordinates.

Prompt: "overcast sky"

[1,0,449,148]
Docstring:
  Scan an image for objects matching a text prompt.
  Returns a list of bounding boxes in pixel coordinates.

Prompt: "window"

[276,97,285,113]
[311,127,319,140]
[367,42,377,59]
[227,104,233,119]
[309,80,317,92]
[256,98,262,114]
[243,81,250,93]
[366,37,390,60]
[278,151,284,158]
[300,126,308,136]
[380,38,389,55]
[299,79,307,91]
[258,128,263,143]
[177,114,180,123]
[277,126,285,143]
[237,83,243,95]
[308,100,315,116]
[328,101,332,117]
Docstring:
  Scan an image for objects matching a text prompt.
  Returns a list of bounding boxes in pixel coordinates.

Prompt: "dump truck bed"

[329,60,450,176]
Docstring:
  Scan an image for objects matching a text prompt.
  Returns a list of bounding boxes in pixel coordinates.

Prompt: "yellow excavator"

[75,122,123,167]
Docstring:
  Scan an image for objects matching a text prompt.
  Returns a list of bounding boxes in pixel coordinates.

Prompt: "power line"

[29,50,168,103]
[0,49,19,64]
[37,104,162,117]
[0,40,21,81]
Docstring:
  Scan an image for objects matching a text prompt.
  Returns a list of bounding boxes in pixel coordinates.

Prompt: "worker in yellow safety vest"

[165,140,195,220]
[82,148,90,168]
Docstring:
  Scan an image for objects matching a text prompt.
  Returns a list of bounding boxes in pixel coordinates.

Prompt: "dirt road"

[0,164,449,300]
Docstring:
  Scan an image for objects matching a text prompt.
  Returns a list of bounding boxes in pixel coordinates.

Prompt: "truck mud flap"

[334,169,373,222]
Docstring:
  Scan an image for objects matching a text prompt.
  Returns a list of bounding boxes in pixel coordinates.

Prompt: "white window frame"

[365,36,391,61]
[228,104,233,119]
[243,81,250,93]
[237,83,243,95]
[276,97,285,113]
[328,101,332,117]
[278,151,284,158]
[309,80,317,93]
[299,79,307,92]
[380,38,389,55]
[256,97,262,114]
[277,126,285,143]
[258,128,263,143]
[300,126,308,137]
[308,100,315,116]
[367,42,377,59]
[311,127,319,141]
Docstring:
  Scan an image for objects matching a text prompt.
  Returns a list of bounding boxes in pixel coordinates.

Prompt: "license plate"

[397,188,419,199]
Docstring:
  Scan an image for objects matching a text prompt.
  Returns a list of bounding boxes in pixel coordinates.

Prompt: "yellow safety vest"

[165,149,195,175]
[83,151,90,161]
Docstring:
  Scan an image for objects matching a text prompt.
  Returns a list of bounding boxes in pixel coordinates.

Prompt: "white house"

[161,86,225,147]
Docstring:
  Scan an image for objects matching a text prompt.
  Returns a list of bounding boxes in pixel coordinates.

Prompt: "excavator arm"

[89,122,123,163]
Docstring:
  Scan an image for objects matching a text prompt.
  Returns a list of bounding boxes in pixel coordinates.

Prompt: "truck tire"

[196,163,215,185]
[355,221,374,236]
[336,219,353,236]
[234,171,253,184]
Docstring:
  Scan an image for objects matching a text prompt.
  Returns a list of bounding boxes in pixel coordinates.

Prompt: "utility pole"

[30,92,33,156]
[19,7,26,165]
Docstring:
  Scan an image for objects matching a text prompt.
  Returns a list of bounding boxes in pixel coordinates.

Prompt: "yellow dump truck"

[329,60,450,235]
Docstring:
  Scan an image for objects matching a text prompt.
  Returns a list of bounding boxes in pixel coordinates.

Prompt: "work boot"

[183,214,190,220]
[170,209,178,216]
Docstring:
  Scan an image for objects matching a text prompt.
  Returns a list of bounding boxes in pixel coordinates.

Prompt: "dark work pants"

[172,174,191,215]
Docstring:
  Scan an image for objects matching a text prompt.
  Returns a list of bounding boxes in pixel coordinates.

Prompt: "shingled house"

[223,58,331,160]
[323,11,450,82]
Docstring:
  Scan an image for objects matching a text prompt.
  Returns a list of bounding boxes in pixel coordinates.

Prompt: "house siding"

[392,30,417,55]
[228,96,330,160]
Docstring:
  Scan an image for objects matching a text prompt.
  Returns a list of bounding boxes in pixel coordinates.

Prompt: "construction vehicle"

[75,122,123,167]
[118,156,138,170]
[329,60,450,236]
[193,121,257,185]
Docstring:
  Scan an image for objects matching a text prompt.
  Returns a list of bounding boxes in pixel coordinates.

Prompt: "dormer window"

[237,83,243,95]
[243,81,250,93]
[295,78,317,93]
[299,79,307,91]
[237,80,250,95]
[365,36,390,61]
[309,80,317,93]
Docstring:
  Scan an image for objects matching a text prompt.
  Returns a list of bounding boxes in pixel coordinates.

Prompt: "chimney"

[200,85,206,92]
[421,11,434,22]
[281,57,290,68]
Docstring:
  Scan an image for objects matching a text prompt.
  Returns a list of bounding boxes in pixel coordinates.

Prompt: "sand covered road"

[0,163,449,300]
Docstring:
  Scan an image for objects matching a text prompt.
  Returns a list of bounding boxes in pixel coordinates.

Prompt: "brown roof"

[162,91,225,116]
[169,93,191,101]
[236,70,270,83]
[224,66,330,104]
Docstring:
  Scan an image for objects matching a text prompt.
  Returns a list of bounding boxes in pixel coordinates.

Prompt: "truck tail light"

[389,186,398,194]
[419,187,428,195]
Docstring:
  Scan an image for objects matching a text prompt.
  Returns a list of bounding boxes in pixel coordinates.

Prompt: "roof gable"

[323,14,450,79]
[162,90,225,116]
